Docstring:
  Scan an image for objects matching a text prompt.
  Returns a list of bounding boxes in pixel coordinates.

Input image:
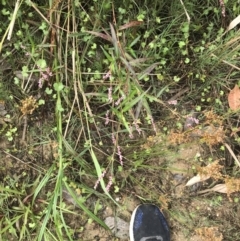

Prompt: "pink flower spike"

[42,73,48,80]
[106,175,113,192]
[112,133,116,145]
[219,0,225,17]
[167,100,177,105]
[103,70,111,80]
[94,169,106,190]
[108,87,113,103]
[46,67,53,76]
[133,121,142,135]
[38,78,44,88]
[105,110,110,125]
[115,96,124,106]
[187,116,199,125]
[129,126,134,139]
[117,145,123,166]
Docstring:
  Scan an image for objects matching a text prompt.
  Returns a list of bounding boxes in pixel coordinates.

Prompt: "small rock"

[104,216,129,240]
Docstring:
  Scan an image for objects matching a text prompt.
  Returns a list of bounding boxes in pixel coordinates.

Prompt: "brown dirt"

[1,126,239,241]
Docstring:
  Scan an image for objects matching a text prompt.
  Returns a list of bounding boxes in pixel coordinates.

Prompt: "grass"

[0,0,240,240]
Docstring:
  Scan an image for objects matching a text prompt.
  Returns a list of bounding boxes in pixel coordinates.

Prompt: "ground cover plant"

[0,0,240,240]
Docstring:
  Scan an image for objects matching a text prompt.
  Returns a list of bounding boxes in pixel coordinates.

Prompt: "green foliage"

[0,0,240,240]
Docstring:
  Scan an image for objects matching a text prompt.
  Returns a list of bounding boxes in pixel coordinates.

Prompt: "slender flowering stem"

[117,145,123,166]
[112,133,116,145]
[105,110,110,125]
[37,65,53,88]
[94,169,106,190]
[133,120,142,135]
[115,96,124,106]
[103,70,111,80]
[106,175,113,192]
[108,86,113,103]
[129,125,134,139]
[219,0,225,17]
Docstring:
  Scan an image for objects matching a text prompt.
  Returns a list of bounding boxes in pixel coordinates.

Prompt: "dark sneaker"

[129,204,170,241]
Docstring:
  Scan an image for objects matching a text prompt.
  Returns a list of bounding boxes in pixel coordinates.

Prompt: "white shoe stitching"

[140,235,163,241]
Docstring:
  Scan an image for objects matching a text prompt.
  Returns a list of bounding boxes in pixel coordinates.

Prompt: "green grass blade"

[63,180,110,229]
[122,88,150,113]
[90,149,120,207]
[32,165,55,202]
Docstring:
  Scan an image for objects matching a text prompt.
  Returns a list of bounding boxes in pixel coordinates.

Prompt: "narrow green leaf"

[122,88,149,113]
[63,180,110,230]
[111,108,131,134]
[33,165,54,202]
[110,23,119,56]
[100,46,113,62]
[90,149,120,207]
[138,62,159,80]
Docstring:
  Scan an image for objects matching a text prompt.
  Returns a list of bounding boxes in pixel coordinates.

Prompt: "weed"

[224,177,240,201]
[20,96,38,115]
[0,0,240,240]
[195,227,223,241]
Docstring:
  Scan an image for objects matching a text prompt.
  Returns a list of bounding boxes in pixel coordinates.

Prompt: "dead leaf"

[186,160,223,186]
[228,85,240,110]
[186,174,210,186]
[210,184,227,193]
[85,30,112,42]
[119,21,143,31]
[227,15,240,32]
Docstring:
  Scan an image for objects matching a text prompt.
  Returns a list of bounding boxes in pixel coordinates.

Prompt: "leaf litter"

[228,85,240,111]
